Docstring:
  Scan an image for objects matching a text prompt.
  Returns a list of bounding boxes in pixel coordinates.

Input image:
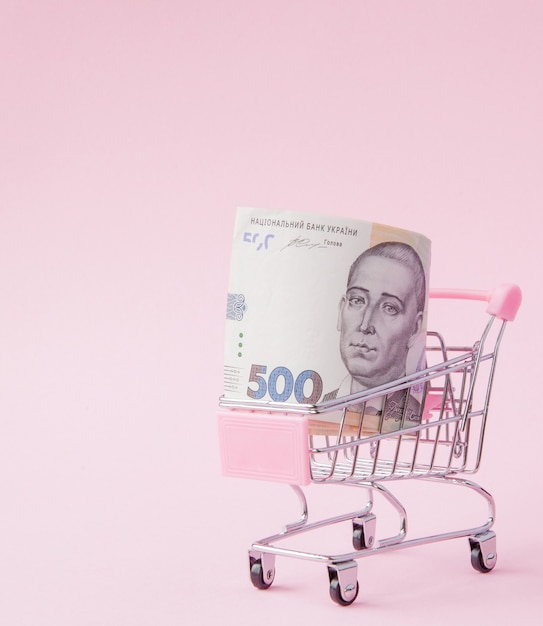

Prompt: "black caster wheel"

[470,544,496,573]
[249,555,275,589]
[469,533,497,573]
[352,514,376,550]
[328,565,359,606]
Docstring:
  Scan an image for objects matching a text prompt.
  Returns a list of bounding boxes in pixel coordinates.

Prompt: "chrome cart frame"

[217,285,521,606]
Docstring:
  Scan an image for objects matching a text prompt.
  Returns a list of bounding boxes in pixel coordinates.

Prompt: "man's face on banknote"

[337,254,423,391]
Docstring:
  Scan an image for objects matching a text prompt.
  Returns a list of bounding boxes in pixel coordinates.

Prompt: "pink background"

[1,1,542,623]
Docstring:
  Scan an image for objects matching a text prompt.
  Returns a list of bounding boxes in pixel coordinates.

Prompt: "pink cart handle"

[429,283,522,321]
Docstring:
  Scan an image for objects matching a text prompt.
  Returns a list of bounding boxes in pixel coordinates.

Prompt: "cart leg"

[284,484,309,532]
[249,550,276,589]
[469,530,497,573]
[368,482,408,547]
[328,561,359,606]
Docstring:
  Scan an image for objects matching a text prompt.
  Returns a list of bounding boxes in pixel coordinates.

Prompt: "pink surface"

[1,1,542,623]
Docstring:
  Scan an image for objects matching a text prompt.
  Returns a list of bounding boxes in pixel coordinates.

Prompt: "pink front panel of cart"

[217,411,311,486]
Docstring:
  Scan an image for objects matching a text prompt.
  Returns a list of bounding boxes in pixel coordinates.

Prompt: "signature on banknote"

[281,236,327,251]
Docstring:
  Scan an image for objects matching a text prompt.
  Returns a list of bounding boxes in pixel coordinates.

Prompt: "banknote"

[223,207,431,433]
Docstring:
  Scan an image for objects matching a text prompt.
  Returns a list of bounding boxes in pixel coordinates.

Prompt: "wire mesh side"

[308,320,504,483]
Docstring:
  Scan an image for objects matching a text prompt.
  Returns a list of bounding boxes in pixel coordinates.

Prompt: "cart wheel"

[249,556,275,589]
[352,514,376,551]
[328,564,359,606]
[469,533,497,573]
[352,526,369,551]
[470,545,496,573]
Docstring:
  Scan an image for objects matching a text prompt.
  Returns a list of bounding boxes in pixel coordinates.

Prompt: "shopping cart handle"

[429,283,522,321]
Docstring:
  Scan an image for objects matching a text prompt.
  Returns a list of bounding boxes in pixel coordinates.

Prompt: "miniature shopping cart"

[217,284,522,606]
